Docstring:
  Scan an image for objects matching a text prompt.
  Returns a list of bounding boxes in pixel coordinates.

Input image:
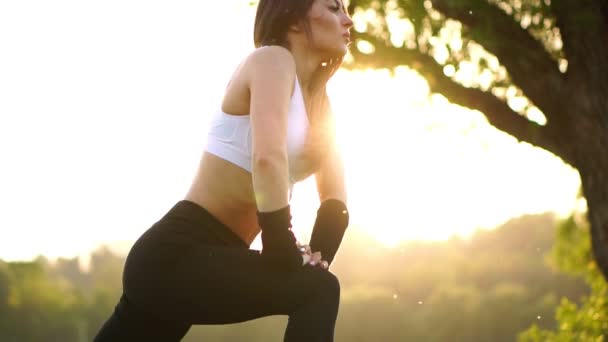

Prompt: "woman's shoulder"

[220,46,296,115]
[241,45,296,76]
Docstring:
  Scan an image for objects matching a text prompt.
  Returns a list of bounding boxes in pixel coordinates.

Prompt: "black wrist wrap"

[257,205,302,272]
[309,199,349,266]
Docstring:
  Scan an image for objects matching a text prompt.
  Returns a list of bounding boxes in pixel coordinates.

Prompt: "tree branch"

[431,0,567,125]
[348,32,575,166]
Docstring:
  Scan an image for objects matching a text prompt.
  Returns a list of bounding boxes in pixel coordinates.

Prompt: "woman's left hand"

[297,243,329,270]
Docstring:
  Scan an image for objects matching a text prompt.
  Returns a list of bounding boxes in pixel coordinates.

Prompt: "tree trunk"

[578,144,608,280]
[557,0,608,280]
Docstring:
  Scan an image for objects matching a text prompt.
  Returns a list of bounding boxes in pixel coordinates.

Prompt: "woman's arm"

[247,46,295,212]
[315,139,347,204]
[246,46,303,271]
[315,102,347,204]
[310,107,349,267]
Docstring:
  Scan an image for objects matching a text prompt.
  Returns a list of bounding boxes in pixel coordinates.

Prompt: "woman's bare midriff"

[184,151,260,246]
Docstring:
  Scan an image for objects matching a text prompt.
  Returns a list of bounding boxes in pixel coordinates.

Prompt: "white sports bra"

[204,75,314,196]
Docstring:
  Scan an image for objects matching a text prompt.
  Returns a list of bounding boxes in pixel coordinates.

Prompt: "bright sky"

[0,1,581,266]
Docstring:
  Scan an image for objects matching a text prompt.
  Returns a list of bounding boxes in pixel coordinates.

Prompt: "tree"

[518,212,608,340]
[345,0,608,279]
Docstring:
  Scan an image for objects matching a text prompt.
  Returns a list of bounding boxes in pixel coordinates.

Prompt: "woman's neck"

[288,43,323,90]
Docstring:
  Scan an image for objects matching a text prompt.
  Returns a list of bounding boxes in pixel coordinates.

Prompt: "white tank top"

[204,76,314,197]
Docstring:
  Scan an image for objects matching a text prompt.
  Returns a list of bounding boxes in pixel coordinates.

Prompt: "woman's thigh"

[128,244,340,325]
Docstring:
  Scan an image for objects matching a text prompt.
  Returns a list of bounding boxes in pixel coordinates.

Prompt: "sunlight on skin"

[0,1,580,265]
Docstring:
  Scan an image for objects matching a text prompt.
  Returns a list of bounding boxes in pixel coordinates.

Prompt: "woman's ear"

[288,23,302,33]
[288,16,307,33]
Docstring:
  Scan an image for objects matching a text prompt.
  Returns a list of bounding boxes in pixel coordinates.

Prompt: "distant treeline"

[0,213,590,341]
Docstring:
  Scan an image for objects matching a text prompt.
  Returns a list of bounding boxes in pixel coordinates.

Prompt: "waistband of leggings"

[161,200,249,249]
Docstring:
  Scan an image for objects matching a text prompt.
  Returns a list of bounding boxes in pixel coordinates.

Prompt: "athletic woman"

[94,0,353,340]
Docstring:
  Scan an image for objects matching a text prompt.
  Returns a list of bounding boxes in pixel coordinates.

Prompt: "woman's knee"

[307,268,341,301]
[324,271,341,298]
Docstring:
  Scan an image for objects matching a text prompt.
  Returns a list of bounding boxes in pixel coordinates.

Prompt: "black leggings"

[93,200,340,341]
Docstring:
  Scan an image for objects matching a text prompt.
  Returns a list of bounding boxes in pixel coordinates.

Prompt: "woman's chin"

[325,46,348,60]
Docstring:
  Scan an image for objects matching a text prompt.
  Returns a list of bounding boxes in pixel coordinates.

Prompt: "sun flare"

[319,68,580,246]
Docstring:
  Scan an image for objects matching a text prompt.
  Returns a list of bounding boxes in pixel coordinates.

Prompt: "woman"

[94,0,353,340]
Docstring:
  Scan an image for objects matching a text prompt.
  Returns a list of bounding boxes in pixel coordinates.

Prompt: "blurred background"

[1,0,606,340]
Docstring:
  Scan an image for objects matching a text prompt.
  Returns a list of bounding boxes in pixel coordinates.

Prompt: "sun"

[317,67,580,247]
[325,68,460,245]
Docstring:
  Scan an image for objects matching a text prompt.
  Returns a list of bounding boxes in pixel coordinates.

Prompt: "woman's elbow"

[252,151,288,172]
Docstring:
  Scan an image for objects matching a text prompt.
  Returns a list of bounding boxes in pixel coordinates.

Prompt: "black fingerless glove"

[257,205,303,272]
[309,199,349,266]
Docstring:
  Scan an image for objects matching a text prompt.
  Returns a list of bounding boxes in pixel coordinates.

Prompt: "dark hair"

[253,0,346,173]
[254,0,313,49]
